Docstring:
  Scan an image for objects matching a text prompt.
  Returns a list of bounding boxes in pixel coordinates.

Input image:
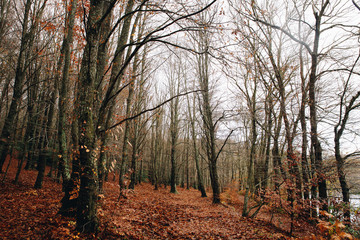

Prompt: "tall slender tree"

[0,0,47,171]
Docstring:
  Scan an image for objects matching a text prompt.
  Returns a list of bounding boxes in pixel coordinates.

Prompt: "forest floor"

[0,158,320,239]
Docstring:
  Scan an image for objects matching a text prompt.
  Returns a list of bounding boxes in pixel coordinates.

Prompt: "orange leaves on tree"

[40,21,57,32]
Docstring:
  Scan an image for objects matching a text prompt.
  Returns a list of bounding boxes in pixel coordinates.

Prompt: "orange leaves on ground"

[319,210,335,220]
[317,220,333,235]
[0,158,342,239]
[316,219,353,240]
[220,181,242,207]
[100,182,319,239]
[0,163,65,239]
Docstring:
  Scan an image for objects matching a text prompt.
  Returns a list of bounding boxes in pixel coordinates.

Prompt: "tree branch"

[254,18,312,54]
[214,130,234,162]
[102,90,204,132]
[353,0,360,11]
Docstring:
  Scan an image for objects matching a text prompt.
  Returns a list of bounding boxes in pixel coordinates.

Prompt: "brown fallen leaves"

[313,220,354,240]
[0,159,326,239]
[102,184,296,239]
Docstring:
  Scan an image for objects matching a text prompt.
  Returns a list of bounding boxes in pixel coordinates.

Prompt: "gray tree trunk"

[76,0,104,232]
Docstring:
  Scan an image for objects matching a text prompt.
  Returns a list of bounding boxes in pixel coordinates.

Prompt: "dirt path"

[101,183,313,239]
[0,159,317,239]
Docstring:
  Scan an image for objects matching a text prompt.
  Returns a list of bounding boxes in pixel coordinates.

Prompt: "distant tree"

[334,53,360,225]
[0,0,14,121]
[246,0,331,209]
[195,18,221,203]
[0,0,11,46]
[0,0,47,171]
[150,108,165,190]
[167,58,181,194]
[128,49,149,189]
[186,87,207,197]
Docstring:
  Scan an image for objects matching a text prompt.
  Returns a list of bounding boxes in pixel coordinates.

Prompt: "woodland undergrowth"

[0,158,355,240]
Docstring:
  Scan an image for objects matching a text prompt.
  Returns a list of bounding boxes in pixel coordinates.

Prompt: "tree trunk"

[300,79,309,200]
[57,0,79,216]
[34,82,50,189]
[197,33,220,203]
[76,0,104,232]
[0,0,32,171]
[128,123,138,190]
[187,92,207,197]
[262,93,272,190]
[272,114,284,191]
[243,87,257,217]
[169,70,180,194]
[333,90,360,225]
[308,1,329,209]
[334,136,350,224]
[96,0,112,193]
[95,0,135,194]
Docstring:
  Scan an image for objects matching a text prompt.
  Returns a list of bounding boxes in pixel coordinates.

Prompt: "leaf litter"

[0,159,318,239]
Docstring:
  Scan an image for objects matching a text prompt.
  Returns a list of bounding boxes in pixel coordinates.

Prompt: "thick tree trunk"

[76,0,104,233]
[95,0,135,194]
[96,1,112,193]
[34,153,46,189]
[308,2,329,209]
[198,47,220,203]
[57,0,79,216]
[203,100,220,203]
[0,76,11,121]
[209,159,220,203]
[59,118,81,216]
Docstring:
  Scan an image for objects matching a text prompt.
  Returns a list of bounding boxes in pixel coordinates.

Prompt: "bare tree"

[0,0,48,171]
[167,56,182,194]
[334,53,360,225]
[57,0,80,216]
[186,86,207,197]
[245,0,332,209]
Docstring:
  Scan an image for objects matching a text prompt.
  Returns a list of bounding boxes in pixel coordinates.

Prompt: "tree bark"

[169,66,180,194]
[76,0,104,232]
[242,82,257,217]
[57,0,79,216]
[334,90,360,225]
[187,90,207,197]
[0,0,34,171]
[308,2,330,208]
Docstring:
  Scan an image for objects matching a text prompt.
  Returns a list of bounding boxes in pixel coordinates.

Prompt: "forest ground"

[0,158,320,239]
